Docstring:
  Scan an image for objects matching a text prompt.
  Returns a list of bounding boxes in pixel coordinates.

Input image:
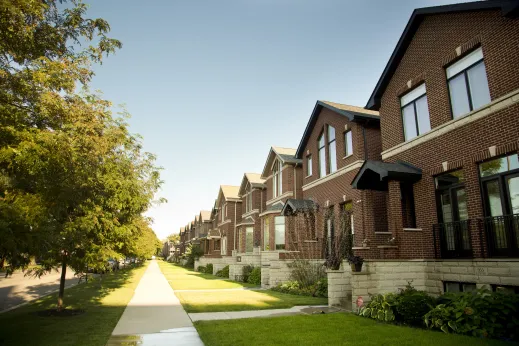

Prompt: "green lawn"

[195,313,510,346]
[158,261,256,290]
[177,289,328,313]
[0,263,148,346]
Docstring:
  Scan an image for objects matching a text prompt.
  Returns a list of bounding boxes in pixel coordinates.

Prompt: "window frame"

[400,83,430,141]
[317,131,326,178]
[443,281,476,293]
[306,154,312,177]
[446,48,490,119]
[272,159,282,198]
[344,130,353,157]
[327,125,337,173]
[274,216,285,250]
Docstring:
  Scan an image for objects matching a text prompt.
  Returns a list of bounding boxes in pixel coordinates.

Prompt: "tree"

[167,233,180,243]
[0,0,163,310]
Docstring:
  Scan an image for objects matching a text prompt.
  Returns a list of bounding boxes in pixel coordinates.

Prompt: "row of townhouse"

[177,0,519,306]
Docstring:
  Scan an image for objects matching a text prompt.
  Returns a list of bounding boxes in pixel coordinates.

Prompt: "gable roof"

[366,0,519,110]
[261,146,302,178]
[295,100,379,159]
[238,173,266,196]
[216,185,241,206]
[199,210,211,222]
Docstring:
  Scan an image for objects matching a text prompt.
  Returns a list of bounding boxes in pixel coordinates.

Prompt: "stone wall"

[195,256,236,275]
[327,263,352,309]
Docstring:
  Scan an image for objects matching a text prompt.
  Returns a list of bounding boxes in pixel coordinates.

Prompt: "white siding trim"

[302,160,364,192]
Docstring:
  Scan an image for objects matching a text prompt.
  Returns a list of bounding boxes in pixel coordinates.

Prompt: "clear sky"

[85,0,469,240]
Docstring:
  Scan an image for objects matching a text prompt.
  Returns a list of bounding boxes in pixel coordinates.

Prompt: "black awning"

[281,199,317,216]
[351,160,422,191]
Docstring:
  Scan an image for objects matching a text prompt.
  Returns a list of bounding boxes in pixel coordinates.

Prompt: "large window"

[272,160,282,198]
[344,201,354,245]
[221,204,226,222]
[447,47,491,119]
[318,132,326,178]
[400,182,417,228]
[246,227,253,253]
[328,126,337,173]
[344,130,353,157]
[274,216,285,250]
[214,239,221,251]
[401,83,431,141]
[326,215,334,257]
[435,170,471,257]
[263,218,270,250]
[479,153,519,257]
[246,184,252,212]
[306,155,312,176]
[221,236,227,255]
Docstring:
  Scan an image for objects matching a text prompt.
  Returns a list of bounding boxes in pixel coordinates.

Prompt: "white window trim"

[401,83,426,107]
[446,47,484,79]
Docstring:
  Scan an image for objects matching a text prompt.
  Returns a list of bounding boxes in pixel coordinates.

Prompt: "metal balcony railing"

[433,219,473,259]
[481,214,519,258]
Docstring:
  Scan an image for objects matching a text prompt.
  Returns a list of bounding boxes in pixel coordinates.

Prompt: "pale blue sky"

[86,0,469,240]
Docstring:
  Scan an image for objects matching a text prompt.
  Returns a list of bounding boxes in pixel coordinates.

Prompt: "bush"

[197,265,206,273]
[271,279,328,298]
[242,265,254,282]
[424,289,519,340]
[184,244,204,268]
[215,265,229,278]
[394,283,436,326]
[205,263,213,275]
[359,293,397,322]
[247,267,261,285]
[288,260,326,289]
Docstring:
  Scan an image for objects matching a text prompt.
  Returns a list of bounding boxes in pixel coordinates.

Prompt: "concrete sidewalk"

[189,305,339,322]
[106,261,203,346]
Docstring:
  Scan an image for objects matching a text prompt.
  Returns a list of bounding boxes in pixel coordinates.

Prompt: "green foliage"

[424,289,519,340]
[394,285,436,326]
[271,278,328,298]
[359,293,397,322]
[247,267,261,286]
[286,260,327,297]
[205,263,214,275]
[184,244,204,268]
[197,265,206,273]
[215,265,229,278]
[242,265,254,282]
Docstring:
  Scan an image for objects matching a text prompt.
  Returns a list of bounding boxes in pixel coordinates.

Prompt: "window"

[274,216,285,250]
[400,83,431,141]
[326,215,334,257]
[272,160,282,198]
[221,237,227,255]
[214,239,221,251]
[318,132,326,177]
[435,170,471,257]
[344,201,354,244]
[238,229,242,252]
[444,281,476,293]
[447,47,491,118]
[327,126,337,173]
[400,182,416,228]
[246,227,253,253]
[492,285,519,294]
[221,204,226,222]
[306,155,312,176]
[263,218,270,250]
[344,130,353,157]
[479,153,519,257]
[246,184,252,212]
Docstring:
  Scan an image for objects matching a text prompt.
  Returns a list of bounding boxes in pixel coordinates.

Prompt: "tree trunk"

[57,255,67,310]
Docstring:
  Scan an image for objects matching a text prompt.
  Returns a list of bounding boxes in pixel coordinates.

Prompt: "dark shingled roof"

[366,0,519,110]
[351,160,422,191]
[281,199,318,216]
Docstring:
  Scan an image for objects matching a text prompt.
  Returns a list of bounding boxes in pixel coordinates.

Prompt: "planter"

[351,263,363,272]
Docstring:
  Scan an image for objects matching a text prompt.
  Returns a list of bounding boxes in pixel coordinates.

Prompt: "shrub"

[215,265,229,278]
[395,290,435,326]
[359,293,397,322]
[247,267,261,285]
[242,265,254,282]
[424,289,519,340]
[314,277,328,298]
[205,263,213,275]
[184,244,204,268]
[271,279,328,298]
[288,260,326,290]
[197,265,206,273]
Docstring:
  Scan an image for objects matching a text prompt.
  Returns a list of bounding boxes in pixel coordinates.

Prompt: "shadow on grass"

[0,263,147,346]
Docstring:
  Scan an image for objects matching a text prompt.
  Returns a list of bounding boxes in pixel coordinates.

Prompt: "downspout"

[234,202,237,251]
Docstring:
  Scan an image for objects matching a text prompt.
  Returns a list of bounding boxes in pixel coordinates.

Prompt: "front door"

[480,154,519,257]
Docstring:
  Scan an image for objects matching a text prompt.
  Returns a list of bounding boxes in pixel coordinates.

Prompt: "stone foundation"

[327,263,352,309]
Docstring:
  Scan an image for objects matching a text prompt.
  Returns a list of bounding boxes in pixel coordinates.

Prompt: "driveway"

[0,269,77,312]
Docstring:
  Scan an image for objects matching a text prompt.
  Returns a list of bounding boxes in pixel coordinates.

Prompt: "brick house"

[196,210,212,253]
[285,101,384,259]
[344,0,519,298]
[179,227,186,255]
[215,185,242,257]
[237,173,266,253]
[259,147,303,252]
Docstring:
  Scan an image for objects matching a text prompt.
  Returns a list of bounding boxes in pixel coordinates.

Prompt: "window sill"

[403,228,422,232]
[305,175,312,179]
[342,154,353,160]
[377,245,398,249]
[303,240,318,243]
[352,247,371,250]
[375,231,392,235]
